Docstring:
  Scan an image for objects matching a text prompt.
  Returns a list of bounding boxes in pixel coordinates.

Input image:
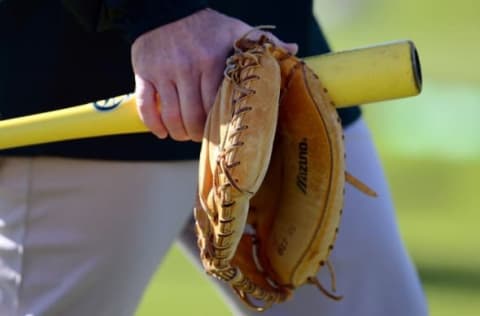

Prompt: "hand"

[131,8,297,142]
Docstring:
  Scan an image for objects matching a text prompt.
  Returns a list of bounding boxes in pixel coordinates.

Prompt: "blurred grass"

[314,0,480,84]
[328,0,480,314]
[377,157,480,316]
[135,246,230,316]
[136,0,480,315]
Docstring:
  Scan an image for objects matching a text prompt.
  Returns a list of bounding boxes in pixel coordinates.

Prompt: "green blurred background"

[136,0,480,315]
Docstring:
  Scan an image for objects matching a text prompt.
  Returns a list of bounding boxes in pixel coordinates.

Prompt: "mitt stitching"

[206,45,266,280]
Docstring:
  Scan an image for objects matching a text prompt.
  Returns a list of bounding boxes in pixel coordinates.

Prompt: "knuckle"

[197,48,215,64]
[174,56,195,76]
[198,49,225,70]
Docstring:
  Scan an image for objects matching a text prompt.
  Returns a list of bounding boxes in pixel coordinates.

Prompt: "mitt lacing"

[217,45,265,194]
[231,235,287,311]
[207,43,294,313]
[307,260,343,301]
[206,44,267,279]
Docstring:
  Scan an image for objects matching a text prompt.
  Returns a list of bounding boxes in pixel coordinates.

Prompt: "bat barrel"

[304,40,422,107]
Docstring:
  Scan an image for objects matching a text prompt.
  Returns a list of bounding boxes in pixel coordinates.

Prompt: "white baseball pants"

[0,119,428,316]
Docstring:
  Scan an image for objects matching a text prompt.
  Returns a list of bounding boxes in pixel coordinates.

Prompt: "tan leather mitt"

[194,35,375,311]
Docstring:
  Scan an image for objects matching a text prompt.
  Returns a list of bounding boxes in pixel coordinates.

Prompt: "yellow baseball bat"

[0,40,421,150]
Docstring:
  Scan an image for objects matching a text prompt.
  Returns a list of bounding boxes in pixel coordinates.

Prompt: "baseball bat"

[0,40,421,150]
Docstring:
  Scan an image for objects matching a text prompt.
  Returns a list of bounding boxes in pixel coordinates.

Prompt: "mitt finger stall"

[195,41,281,279]
[195,36,366,311]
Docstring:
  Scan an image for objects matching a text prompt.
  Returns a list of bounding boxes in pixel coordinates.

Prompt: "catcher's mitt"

[194,33,375,311]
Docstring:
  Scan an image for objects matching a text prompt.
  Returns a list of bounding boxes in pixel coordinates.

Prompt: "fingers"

[155,74,207,142]
[155,80,189,141]
[136,73,208,142]
[200,61,224,114]
[176,72,207,142]
[135,75,168,139]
